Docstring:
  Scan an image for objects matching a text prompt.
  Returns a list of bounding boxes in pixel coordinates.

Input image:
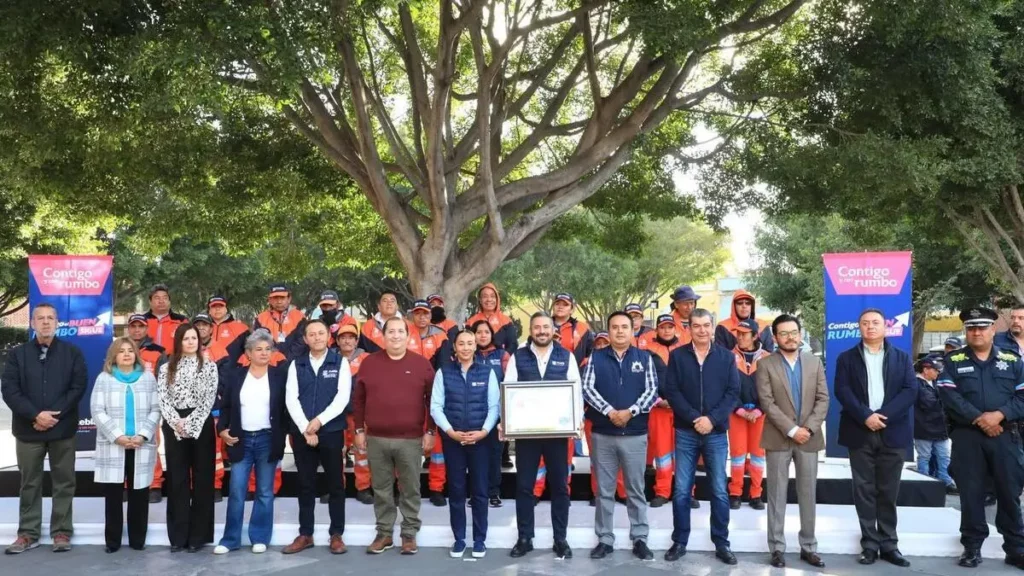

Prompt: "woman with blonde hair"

[158,323,219,552]
[90,337,161,552]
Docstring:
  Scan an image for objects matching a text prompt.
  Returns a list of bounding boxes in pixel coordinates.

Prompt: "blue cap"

[411,299,431,313]
[656,314,675,327]
[736,318,758,333]
[128,314,147,325]
[944,336,963,347]
[625,303,644,315]
[672,286,701,302]
[554,293,575,306]
[268,284,290,297]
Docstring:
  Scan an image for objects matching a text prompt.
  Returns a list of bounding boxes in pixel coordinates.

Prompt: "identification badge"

[957,366,975,374]
[471,381,486,387]
[277,332,286,343]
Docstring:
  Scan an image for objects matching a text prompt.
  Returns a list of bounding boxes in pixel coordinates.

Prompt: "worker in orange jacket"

[253,284,306,353]
[666,286,700,346]
[193,313,227,501]
[127,313,168,504]
[427,294,460,342]
[358,291,405,353]
[206,295,250,364]
[728,318,770,510]
[533,293,594,501]
[333,323,372,505]
[466,283,518,353]
[626,303,653,344]
[316,290,357,349]
[408,299,452,506]
[143,284,187,353]
[715,289,759,350]
[642,314,686,507]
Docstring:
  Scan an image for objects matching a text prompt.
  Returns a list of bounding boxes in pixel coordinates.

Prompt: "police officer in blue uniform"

[937,307,1024,569]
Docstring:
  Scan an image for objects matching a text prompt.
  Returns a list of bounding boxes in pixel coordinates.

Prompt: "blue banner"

[822,252,913,457]
[28,255,114,451]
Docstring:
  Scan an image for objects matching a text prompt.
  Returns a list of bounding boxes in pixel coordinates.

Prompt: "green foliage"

[495,215,729,326]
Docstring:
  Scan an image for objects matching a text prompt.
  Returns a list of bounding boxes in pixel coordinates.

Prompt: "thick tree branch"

[469,19,505,243]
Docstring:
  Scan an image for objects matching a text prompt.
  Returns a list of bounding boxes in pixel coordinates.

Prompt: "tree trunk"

[911,308,927,357]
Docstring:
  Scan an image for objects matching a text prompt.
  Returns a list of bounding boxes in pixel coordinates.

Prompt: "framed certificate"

[500,380,582,439]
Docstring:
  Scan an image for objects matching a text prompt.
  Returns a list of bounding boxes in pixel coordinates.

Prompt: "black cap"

[411,299,431,313]
[192,313,212,325]
[959,307,998,328]
[656,314,675,327]
[915,357,940,372]
[208,295,227,307]
[554,293,575,306]
[318,290,340,306]
[268,284,290,297]
[625,303,643,315]
[128,314,147,325]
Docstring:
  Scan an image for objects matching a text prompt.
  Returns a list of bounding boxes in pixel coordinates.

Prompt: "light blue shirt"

[430,364,500,433]
[864,345,885,411]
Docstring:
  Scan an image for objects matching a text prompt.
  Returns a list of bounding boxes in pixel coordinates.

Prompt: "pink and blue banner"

[822,251,913,457]
[28,255,115,451]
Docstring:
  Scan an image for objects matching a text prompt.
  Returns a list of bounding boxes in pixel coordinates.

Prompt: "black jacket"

[913,376,948,441]
[216,365,289,464]
[2,337,88,442]
[834,340,918,450]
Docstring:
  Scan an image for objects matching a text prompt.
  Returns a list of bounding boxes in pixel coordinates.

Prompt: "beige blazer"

[756,351,830,452]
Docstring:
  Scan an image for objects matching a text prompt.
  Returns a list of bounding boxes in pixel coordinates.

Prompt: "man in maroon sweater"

[354,316,436,556]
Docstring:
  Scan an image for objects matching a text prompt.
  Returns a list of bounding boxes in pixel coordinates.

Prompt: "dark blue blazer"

[216,365,289,463]
[834,340,918,450]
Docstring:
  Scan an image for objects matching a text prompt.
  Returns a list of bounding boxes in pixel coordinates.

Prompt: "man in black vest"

[504,312,582,560]
[2,303,87,554]
[282,319,352,555]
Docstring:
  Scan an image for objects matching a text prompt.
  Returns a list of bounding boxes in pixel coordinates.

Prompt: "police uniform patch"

[998,352,1018,362]
[950,353,968,362]
[958,366,975,374]
[997,360,1009,371]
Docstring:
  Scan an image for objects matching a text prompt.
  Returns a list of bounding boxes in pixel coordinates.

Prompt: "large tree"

[1,0,811,317]
[718,0,1024,301]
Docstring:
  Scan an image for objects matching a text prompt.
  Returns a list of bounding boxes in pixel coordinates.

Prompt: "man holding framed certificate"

[502,312,582,560]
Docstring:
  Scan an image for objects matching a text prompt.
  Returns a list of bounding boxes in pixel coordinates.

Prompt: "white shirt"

[504,343,584,427]
[285,351,353,433]
[863,345,885,412]
[240,371,272,432]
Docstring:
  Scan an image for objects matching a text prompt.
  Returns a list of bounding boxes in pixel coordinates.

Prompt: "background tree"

[1,0,813,317]
[494,214,728,328]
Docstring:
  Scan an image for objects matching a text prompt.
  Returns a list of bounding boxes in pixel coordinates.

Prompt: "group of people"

[3,283,1024,570]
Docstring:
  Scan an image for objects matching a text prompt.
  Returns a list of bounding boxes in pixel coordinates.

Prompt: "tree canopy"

[1,0,812,318]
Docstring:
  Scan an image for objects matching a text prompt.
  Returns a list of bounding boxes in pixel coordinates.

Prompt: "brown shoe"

[281,535,313,555]
[5,535,39,555]
[329,534,347,555]
[52,534,71,553]
[366,534,393,554]
[400,535,418,555]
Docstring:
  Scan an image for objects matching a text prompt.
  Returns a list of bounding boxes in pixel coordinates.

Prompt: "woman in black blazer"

[213,330,289,555]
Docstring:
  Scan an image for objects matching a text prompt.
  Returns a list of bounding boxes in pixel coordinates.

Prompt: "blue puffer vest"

[476,347,506,383]
[293,349,347,434]
[585,346,651,436]
[513,344,571,381]
[441,361,493,431]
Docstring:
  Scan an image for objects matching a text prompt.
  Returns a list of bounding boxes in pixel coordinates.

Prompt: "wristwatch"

[426,429,436,436]
[355,428,365,435]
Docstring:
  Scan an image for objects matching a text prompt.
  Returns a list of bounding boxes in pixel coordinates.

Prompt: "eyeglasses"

[776,330,801,338]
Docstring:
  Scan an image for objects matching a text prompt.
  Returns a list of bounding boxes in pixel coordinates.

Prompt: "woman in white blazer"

[91,337,161,553]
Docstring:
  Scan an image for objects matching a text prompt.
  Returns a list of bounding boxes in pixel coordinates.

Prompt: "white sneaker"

[213,545,230,555]
[252,544,267,554]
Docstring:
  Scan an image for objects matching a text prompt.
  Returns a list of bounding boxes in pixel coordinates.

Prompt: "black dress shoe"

[716,546,738,565]
[589,543,613,559]
[729,496,741,510]
[129,544,146,551]
[170,545,184,553]
[750,498,765,510]
[881,549,910,567]
[589,498,596,507]
[148,489,162,504]
[690,499,700,509]
[320,494,330,504]
[633,540,654,561]
[649,496,669,508]
[1005,552,1024,568]
[105,546,119,553]
[858,549,878,565]
[213,489,223,503]
[553,540,572,559]
[801,550,825,567]
[985,494,997,506]
[510,538,533,558]
[187,545,204,553]
[958,548,982,567]
[664,543,686,561]
[429,491,447,507]
[770,551,785,567]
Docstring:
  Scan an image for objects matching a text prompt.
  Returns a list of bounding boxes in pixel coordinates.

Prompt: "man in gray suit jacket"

[755,315,829,569]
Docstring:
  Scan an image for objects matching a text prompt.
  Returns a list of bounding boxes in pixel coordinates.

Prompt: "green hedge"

[0,326,29,351]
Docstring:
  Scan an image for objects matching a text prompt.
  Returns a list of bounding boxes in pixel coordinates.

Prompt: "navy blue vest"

[476,348,506,383]
[441,361,493,431]
[513,344,571,381]
[586,346,651,436]
[293,349,347,433]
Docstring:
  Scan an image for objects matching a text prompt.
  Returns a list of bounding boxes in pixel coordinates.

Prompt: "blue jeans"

[672,428,730,548]
[442,434,490,544]
[915,438,954,486]
[218,431,278,549]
